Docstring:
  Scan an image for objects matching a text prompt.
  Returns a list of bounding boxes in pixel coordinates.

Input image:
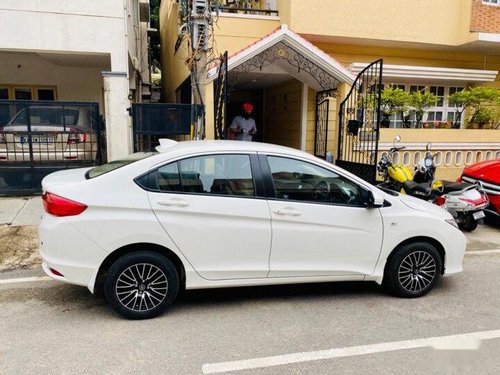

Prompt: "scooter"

[377,136,488,231]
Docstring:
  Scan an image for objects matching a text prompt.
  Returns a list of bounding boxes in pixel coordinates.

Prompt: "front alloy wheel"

[105,251,179,319]
[384,242,442,298]
[397,251,437,293]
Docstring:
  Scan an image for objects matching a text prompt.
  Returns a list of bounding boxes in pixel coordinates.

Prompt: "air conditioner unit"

[139,0,150,23]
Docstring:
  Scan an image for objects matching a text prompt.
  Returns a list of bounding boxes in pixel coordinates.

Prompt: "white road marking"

[0,276,52,285]
[202,329,500,374]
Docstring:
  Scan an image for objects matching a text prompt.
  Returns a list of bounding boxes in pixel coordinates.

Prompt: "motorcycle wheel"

[458,214,478,232]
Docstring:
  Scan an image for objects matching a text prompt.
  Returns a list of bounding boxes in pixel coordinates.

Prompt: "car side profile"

[39,140,466,319]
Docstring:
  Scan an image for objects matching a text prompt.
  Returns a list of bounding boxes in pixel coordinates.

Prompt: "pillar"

[102,71,132,161]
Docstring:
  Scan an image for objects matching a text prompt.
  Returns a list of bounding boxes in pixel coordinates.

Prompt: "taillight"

[435,196,446,206]
[42,192,87,217]
[456,176,462,182]
[67,133,87,144]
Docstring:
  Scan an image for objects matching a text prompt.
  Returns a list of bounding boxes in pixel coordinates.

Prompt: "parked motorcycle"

[377,136,488,231]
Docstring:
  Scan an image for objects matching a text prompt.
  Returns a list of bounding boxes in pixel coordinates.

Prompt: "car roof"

[156,140,317,160]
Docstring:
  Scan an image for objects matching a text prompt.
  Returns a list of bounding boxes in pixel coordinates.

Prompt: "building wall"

[126,0,151,91]
[264,80,302,149]
[0,0,128,72]
[471,0,500,33]
[313,43,500,81]
[159,0,280,102]
[0,52,107,110]
[160,0,191,102]
[277,0,475,46]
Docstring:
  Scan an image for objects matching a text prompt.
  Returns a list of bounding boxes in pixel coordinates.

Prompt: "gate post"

[335,82,351,159]
[205,81,215,140]
[102,71,131,161]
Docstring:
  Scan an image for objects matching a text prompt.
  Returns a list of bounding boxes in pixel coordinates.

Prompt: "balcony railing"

[211,0,278,16]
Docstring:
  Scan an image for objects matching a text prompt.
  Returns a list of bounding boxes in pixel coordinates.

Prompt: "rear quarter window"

[86,152,156,179]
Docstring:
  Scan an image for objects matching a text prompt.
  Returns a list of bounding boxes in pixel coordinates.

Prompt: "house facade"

[160,0,499,180]
[0,0,152,161]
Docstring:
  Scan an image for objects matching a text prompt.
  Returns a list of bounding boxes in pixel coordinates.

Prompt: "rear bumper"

[39,213,106,292]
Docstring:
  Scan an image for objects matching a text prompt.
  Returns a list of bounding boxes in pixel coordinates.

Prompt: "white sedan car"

[40,140,466,319]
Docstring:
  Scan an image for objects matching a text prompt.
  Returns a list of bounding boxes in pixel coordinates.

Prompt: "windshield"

[85,152,156,179]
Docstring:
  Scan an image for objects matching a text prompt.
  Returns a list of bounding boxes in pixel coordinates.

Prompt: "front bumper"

[442,227,467,276]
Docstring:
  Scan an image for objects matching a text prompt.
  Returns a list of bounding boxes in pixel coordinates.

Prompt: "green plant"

[448,86,500,129]
[468,107,495,129]
[408,90,437,128]
[380,85,411,128]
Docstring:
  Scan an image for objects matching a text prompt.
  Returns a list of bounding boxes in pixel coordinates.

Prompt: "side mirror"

[365,190,384,208]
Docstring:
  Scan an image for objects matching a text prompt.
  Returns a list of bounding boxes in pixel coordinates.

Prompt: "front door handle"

[157,198,189,207]
[273,207,301,216]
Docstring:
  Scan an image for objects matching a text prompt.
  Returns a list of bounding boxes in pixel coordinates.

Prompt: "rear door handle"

[157,198,189,207]
[273,207,301,216]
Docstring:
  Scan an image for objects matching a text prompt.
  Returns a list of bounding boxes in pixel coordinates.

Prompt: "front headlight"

[445,218,459,229]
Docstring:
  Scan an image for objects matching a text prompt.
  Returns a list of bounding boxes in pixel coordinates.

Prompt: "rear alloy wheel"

[104,251,179,319]
[384,242,442,298]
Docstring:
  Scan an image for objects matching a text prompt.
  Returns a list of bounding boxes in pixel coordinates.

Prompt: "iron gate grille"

[214,51,228,140]
[132,103,201,151]
[0,100,103,195]
[314,90,335,158]
[337,59,383,183]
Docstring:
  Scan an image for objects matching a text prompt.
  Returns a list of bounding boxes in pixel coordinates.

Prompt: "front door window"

[267,156,366,206]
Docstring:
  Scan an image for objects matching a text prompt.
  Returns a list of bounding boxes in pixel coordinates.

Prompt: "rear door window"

[143,154,256,197]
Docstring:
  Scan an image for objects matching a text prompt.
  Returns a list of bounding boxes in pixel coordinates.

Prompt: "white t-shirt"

[229,116,257,141]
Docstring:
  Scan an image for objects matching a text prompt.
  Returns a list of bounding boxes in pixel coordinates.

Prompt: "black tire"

[384,242,442,298]
[104,251,179,320]
[458,214,478,232]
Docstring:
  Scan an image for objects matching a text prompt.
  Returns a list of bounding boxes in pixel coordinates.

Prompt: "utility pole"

[188,0,211,139]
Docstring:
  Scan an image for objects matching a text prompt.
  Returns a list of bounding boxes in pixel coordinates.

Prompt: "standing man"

[228,102,257,141]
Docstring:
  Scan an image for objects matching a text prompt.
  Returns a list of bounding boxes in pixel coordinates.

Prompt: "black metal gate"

[0,100,103,195]
[214,51,228,140]
[132,103,199,151]
[337,59,383,183]
[314,90,335,158]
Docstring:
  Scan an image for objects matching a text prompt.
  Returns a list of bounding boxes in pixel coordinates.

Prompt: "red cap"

[242,102,254,112]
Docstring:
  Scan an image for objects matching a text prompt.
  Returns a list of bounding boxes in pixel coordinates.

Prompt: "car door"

[147,153,272,280]
[262,155,383,278]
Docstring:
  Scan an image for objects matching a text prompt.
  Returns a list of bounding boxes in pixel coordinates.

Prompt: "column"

[102,71,132,161]
[204,81,215,140]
